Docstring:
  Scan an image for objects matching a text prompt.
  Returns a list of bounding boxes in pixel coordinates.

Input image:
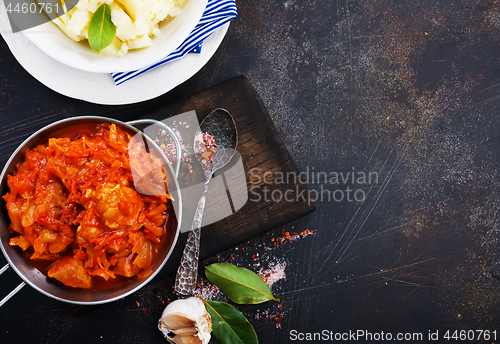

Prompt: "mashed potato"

[53,0,187,56]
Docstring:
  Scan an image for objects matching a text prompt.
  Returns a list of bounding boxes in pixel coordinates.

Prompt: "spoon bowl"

[195,109,238,173]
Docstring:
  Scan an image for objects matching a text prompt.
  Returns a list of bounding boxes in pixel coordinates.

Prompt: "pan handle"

[0,264,26,307]
[127,119,182,179]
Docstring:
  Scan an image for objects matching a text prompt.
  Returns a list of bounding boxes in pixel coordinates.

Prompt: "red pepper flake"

[143,307,149,313]
[270,313,283,329]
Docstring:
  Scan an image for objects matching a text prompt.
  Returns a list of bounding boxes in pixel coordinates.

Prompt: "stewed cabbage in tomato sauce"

[3,123,174,289]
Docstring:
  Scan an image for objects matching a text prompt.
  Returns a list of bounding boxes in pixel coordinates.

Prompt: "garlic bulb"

[158,297,212,344]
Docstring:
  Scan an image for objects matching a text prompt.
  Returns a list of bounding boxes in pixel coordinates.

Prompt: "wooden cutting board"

[142,75,317,278]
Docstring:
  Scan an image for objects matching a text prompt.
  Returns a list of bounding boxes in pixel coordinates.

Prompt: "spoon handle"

[174,180,209,295]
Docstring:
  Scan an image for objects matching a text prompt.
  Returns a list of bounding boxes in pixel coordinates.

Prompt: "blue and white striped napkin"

[111,0,238,86]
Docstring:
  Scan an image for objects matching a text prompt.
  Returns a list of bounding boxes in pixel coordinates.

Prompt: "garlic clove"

[162,313,196,330]
[174,335,202,344]
[172,327,199,336]
[158,297,212,344]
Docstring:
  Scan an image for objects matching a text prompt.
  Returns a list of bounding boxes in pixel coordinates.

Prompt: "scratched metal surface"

[1,0,500,343]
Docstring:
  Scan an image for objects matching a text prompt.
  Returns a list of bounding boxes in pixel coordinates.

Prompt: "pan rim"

[0,115,182,305]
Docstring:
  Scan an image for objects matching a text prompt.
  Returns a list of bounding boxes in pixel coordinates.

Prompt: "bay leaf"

[88,4,116,53]
[205,301,258,344]
[205,263,278,304]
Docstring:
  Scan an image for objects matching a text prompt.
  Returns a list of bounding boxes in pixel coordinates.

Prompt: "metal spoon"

[174,108,238,295]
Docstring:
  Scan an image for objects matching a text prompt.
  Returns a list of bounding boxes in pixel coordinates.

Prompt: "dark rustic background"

[2,0,500,343]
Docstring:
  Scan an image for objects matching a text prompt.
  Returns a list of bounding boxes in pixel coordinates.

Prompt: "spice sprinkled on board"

[192,277,227,302]
[197,226,316,329]
[272,229,314,246]
[259,260,287,288]
[157,227,315,331]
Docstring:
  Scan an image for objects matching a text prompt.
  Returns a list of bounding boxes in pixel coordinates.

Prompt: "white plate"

[0,1,229,105]
[22,0,208,73]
